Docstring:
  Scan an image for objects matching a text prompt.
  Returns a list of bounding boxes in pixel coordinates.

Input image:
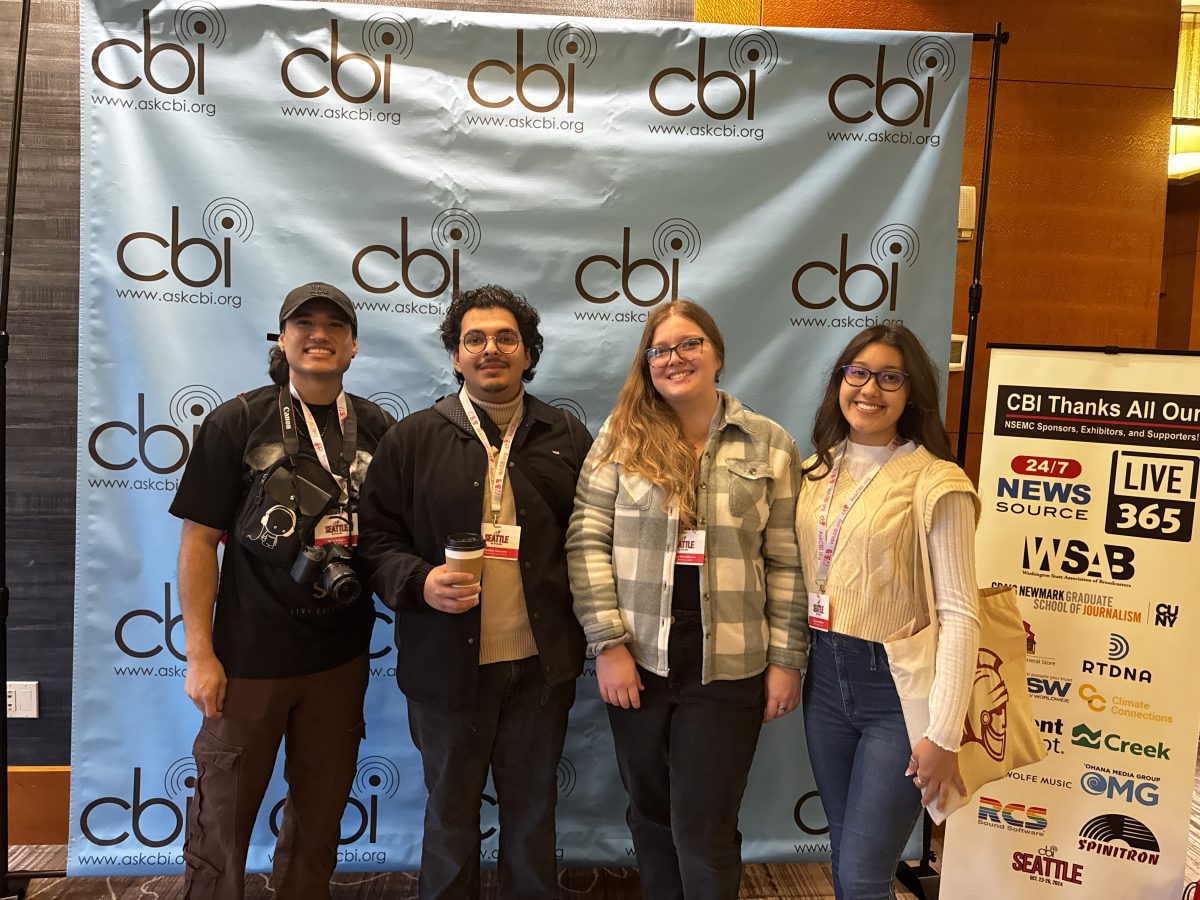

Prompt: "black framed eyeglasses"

[645,337,706,369]
[840,364,908,392]
[461,330,522,354]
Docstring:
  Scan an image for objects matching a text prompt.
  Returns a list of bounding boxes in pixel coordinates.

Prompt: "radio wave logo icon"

[281,14,413,104]
[353,207,480,298]
[547,22,598,69]
[548,398,587,426]
[792,223,917,312]
[169,384,223,434]
[432,208,483,255]
[906,36,956,83]
[650,29,777,121]
[556,756,578,798]
[363,12,415,59]
[354,756,401,799]
[960,648,1008,762]
[1107,633,1130,662]
[368,391,410,422]
[117,198,252,289]
[576,218,701,307]
[92,2,225,96]
[163,757,198,801]
[202,197,254,245]
[468,23,597,115]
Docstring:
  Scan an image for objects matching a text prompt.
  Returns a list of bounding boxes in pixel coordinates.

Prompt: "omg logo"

[282,14,414,105]
[649,29,778,121]
[352,208,481,298]
[792,224,917,312]
[91,2,225,96]
[828,36,956,128]
[575,219,701,307]
[468,23,598,114]
[116,197,253,289]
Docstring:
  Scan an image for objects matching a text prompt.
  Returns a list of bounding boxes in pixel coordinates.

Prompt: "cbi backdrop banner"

[941,347,1200,899]
[73,0,971,875]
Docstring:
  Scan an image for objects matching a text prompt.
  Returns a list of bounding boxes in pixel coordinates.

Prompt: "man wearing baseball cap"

[169,282,392,899]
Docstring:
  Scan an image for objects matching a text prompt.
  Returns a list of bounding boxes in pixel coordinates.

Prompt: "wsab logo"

[1081,633,1151,684]
[91,2,224,96]
[117,198,253,290]
[791,224,917,312]
[1077,814,1160,866]
[115,582,185,662]
[468,23,597,114]
[89,384,221,475]
[1079,769,1159,807]
[1021,536,1135,582]
[281,14,414,104]
[367,392,410,422]
[269,756,400,846]
[548,398,587,427]
[1154,602,1179,628]
[977,796,1047,832]
[79,758,195,848]
[828,35,954,130]
[353,208,480,298]
[575,219,700,307]
[649,29,778,122]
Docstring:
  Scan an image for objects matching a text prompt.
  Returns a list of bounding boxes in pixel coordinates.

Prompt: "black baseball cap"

[279,282,358,335]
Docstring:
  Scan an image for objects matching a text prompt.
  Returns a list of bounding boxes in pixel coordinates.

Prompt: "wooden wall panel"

[1160,182,1200,350]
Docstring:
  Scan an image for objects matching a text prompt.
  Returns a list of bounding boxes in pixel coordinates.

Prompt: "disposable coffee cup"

[444,532,485,587]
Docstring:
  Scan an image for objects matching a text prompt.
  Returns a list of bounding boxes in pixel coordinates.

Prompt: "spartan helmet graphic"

[961,648,1008,762]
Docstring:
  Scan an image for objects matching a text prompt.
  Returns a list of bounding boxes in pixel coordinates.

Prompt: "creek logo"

[268,756,400,849]
[1011,845,1085,887]
[575,219,701,308]
[88,384,222,478]
[78,757,196,848]
[1070,723,1171,761]
[977,796,1047,832]
[1079,767,1160,807]
[468,23,597,116]
[548,398,587,427]
[116,198,253,293]
[352,208,481,298]
[792,224,918,313]
[367,391,410,422]
[1020,535,1135,584]
[1081,632,1152,684]
[649,29,778,122]
[1077,814,1160,866]
[91,2,224,98]
[114,581,185,664]
[827,35,955,142]
[281,14,414,105]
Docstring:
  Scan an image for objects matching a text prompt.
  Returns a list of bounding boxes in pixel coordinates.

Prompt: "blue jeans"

[802,631,922,900]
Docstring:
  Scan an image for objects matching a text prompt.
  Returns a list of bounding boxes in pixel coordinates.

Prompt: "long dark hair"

[802,324,953,480]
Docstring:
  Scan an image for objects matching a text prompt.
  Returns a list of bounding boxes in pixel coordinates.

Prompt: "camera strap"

[281,384,358,504]
[458,385,522,526]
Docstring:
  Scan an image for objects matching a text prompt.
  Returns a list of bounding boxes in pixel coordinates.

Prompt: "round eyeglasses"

[841,364,908,392]
[461,330,522,354]
[645,337,707,369]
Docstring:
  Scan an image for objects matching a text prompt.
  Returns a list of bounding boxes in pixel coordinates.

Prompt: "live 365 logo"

[91,3,225,96]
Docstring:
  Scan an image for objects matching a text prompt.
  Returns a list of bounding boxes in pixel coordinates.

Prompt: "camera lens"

[320,561,361,605]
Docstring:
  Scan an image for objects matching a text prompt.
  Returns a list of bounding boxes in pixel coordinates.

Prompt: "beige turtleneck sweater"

[470,390,538,665]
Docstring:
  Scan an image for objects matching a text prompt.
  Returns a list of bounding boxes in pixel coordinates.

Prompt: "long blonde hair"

[596,300,725,527]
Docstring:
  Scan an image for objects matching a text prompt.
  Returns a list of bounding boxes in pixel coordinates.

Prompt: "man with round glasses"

[358,284,592,898]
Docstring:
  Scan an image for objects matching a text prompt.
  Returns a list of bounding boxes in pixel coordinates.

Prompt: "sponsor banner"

[74,1,969,876]
[942,348,1200,898]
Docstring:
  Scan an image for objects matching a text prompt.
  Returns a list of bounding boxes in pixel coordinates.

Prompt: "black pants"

[606,610,765,900]
[407,656,576,900]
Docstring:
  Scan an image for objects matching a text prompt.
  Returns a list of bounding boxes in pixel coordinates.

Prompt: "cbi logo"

[1021,536,1135,582]
[88,385,221,474]
[116,198,253,289]
[78,758,196,847]
[548,398,587,427]
[468,23,597,114]
[828,35,954,128]
[91,2,224,95]
[281,14,413,104]
[793,790,830,836]
[353,208,481,297]
[792,224,918,312]
[269,757,400,845]
[576,219,701,307]
[977,796,1047,832]
[115,582,184,661]
[649,30,778,121]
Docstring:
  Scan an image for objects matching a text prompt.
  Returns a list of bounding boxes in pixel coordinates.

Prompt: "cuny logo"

[92,2,225,95]
[468,24,597,114]
[792,224,917,312]
[79,758,196,847]
[352,208,481,298]
[575,219,701,307]
[1077,814,1160,866]
[1021,536,1135,582]
[89,385,221,474]
[1079,769,1159,807]
[117,198,253,289]
[1070,724,1170,760]
[1081,632,1151,684]
[977,796,1047,832]
[649,29,778,121]
[281,14,413,104]
[828,35,954,128]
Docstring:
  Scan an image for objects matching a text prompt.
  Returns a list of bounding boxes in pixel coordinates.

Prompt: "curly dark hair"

[439,284,543,385]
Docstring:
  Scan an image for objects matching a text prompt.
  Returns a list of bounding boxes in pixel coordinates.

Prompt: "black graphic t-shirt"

[169,384,393,679]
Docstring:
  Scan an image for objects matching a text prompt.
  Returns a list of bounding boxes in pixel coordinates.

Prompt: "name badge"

[675,529,706,565]
[808,592,831,631]
[483,523,521,560]
[314,511,357,547]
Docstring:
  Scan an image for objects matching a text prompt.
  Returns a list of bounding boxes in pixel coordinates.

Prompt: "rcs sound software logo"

[88,384,221,477]
[353,208,481,298]
[576,219,701,307]
[91,2,225,97]
[116,198,253,290]
[828,36,955,133]
[792,224,918,312]
[282,14,414,105]
[649,30,778,122]
[468,24,597,115]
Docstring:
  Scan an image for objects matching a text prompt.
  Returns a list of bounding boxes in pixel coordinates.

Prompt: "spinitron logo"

[828,36,955,129]
[575,219,701,307]
[468,24,597,114]
[91,3,225,96]
[116,198,253,290]
[367,392,410,421]
[352,208,480,298]
[792,224,918,312]
[649,30,778,121]
[89,384,222,477]
[1077,814,1160,866]
[281,14,414,104]
[78,758,195,848]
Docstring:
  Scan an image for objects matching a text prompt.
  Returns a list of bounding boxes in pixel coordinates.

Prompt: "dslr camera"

[290,542,361,606]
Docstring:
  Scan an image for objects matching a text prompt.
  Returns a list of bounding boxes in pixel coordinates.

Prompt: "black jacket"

[357,392,592,710]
